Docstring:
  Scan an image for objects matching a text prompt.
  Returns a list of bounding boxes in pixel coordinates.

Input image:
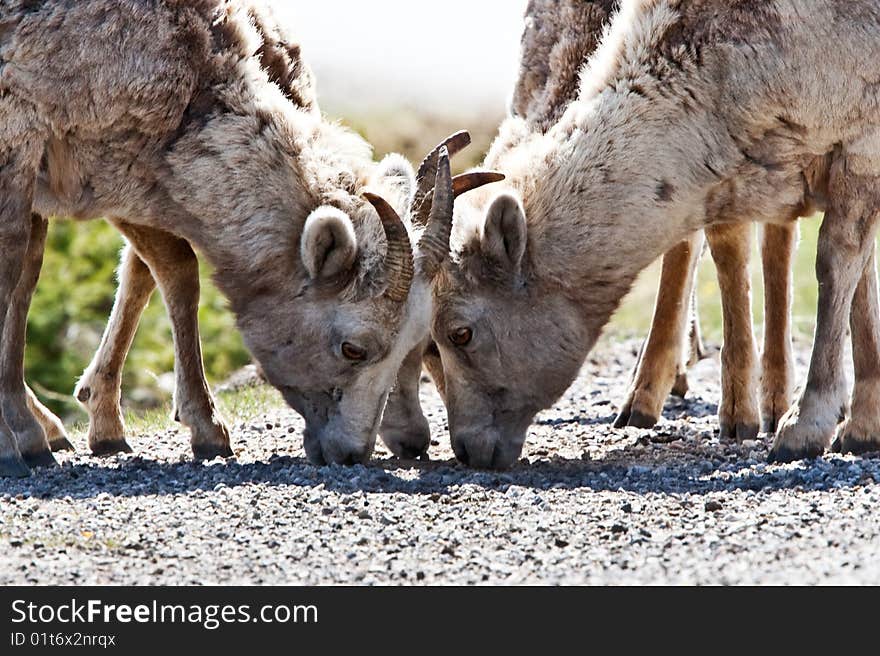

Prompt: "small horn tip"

[451,170,507,196]
[450,130,472,146]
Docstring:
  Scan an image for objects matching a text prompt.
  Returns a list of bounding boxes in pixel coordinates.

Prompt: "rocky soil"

[2,338,879,585]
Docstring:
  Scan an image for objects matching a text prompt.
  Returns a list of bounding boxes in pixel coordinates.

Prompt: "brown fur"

[0,0,439,473]
[69,3,442,462]
[614,232,703,430]
[834,252,880,455]
[1,214,50,472]
[760,222,797,432]
[65,3,313,458]
[705,222,761,440]
[75,240,156,457]
[75,223,232,459]
[26,383,70,451]
[430,0,880,467]
[511,0,616,132]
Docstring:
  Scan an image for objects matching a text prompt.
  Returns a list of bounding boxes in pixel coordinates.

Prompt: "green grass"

[27,221,251,422]
[214,384,285,425]
[68,384,285,439]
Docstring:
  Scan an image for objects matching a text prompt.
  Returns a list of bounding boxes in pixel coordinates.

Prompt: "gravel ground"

[2,338,879,585]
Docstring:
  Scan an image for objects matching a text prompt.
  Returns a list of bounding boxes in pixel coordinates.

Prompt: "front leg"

[2,214,56,470]
[771,159,880,462]
[379,337,432,459]
[0,109,44,477]
[615,232,702,429]
[832,250,880,456]
[119,223,232,460]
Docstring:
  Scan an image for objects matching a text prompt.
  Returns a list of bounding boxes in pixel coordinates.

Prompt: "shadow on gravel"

[535,397,719,429]
[659,395,718,422]
[2,443,876,502]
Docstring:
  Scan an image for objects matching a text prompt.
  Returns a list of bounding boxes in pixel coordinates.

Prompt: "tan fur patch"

[512,0,616,131]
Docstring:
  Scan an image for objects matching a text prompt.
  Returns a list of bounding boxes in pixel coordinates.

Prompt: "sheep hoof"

[22,448,59,469]
[192,443,234,460]
[719,421,759,442]
[90,439,133,457]
[832,425,880,456]
[0,456,31,478]
[50,436,75,452]
[767,442,824,464]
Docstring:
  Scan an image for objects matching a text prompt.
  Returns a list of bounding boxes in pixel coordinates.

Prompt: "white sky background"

[269,0,528,116]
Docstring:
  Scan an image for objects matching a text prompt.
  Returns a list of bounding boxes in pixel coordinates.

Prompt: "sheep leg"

[1,212,55,471]
[379,337,432,459]
[117,222,232,459]
[673,284,709,397]
[75,242,155,456]
[705,222,760,441]
[770,162,880,462]
[615,231,703,429]
[26,384,73,452]
[422,340,446,402]
[0,114,44,476]
[832,249,880,455]
[760,222,798,433]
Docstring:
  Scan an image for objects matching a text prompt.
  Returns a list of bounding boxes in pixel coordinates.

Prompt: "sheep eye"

[448,327,473,347]
[341,342,367,361]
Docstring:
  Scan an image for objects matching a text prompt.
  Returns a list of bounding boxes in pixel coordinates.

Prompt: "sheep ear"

[481,193,527,272]
[301,206,357,279]
[375,153,416,206]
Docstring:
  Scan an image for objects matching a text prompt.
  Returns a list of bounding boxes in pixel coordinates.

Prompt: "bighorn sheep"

[415,0,796,458]
[510,0,797,442]
[37,3,453,463]
[0,0,500,476]
[429,0,880,468]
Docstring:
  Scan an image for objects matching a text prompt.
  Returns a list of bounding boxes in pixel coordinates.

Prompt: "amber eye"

[448,327,473,347]
[341,342,367,361]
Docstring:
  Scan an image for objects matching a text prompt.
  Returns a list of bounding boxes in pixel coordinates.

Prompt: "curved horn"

[413,130,472,220]
[416,147,453,278]
[452,171,506,196]
[363,192,414,303]
[412,169,507,233]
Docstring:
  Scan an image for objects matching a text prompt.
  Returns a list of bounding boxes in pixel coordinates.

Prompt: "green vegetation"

[27,221,249,421]
[70,383,284,439]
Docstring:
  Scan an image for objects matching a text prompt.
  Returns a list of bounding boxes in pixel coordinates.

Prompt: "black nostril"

[341,452,358,466]
[452,440,469,466]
